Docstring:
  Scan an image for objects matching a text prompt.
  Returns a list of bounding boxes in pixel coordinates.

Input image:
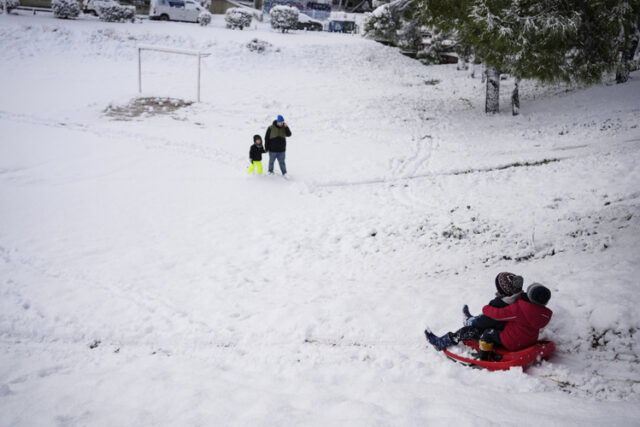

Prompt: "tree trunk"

[485,66,500,114]
[616,51,630,84]
[457,45,471,71]
[616,30,638,84]
[511,78,520,116]
[457,57,468,71]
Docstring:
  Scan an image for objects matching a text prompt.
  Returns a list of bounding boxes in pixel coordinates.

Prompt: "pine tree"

[363,0,419,47]
[421,0,640,114]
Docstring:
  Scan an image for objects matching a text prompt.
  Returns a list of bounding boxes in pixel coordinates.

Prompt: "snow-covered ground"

[1,11,639,426]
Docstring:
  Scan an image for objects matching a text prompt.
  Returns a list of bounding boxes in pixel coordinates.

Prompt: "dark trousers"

[468,315,505,330]
[450,326,503,347]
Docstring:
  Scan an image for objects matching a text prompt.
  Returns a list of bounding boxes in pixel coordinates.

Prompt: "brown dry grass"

[104,97,193,121]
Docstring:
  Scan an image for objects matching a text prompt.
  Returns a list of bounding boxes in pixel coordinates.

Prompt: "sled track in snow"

[310,158,566,190]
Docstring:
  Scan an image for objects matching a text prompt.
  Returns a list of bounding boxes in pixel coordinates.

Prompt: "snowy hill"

[1,11,639,426]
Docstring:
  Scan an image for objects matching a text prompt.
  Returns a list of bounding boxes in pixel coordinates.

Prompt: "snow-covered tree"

[415,29,455,65]
[396,19,421,49]
[421,0,640,114]
[362,0,418,46]
[362,2,399,43]
[225,7,252,30]
[1,0,20,13]
[269,5,298,33]
[568,0,640,85]
[98,3,135,22]
[52,0,81,19]
[198,10,212,26]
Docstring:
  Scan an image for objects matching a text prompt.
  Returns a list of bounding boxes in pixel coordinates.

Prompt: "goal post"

[137,44,211,102]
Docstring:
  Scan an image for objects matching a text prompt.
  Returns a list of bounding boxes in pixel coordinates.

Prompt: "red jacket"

[482,298,552,350]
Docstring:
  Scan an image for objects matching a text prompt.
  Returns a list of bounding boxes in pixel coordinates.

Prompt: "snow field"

[1,10,640,426]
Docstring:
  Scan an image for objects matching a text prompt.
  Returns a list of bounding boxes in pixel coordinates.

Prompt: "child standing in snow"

[425,282,552,358]
[248,135,266,175]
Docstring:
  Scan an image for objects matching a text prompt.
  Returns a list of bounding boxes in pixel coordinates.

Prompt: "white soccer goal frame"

[137,44,211,102]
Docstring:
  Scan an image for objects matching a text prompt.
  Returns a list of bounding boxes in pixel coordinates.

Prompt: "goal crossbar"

[137,44,211,102]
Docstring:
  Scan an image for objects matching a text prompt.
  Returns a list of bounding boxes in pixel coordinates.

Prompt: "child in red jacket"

[463,272,524,330]
[425,283,552,353]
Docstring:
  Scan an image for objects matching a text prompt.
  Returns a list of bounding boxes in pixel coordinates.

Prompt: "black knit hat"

[495,272,524,296]
[253,134,262,143]
[527,283,551,306]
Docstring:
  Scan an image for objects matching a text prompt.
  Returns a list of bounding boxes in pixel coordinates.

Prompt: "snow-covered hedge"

[98,3,135,22]
[0,0,20,13]
[198,10,212,26]
[224,8,252,30]
[52,0,81,19]
[269,5,298,33]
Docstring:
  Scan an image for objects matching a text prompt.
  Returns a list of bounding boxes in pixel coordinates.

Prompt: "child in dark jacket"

[462,272,524,330]
[425,282,552,354]
[248,135,266,175]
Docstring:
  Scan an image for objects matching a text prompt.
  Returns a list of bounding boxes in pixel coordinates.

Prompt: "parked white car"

[83,0,118,16]
[149,0,205,23]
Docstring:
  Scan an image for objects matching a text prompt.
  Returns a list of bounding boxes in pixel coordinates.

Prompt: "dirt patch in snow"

[104,97,193,121]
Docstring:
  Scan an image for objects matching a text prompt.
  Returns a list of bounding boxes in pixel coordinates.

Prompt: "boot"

[462,304,472,319]
[425,329,453,351]
[478,340,494,361]
[462,304,473,325]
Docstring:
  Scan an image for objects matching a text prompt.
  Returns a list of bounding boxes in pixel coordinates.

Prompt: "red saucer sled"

[443,340,555,371]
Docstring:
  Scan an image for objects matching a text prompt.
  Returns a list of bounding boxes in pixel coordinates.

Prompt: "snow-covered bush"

[198,10,212,26]
[269,5,298,33]
[52,0,81,19]
[225,7,252,30]
[0,0,20,13]
[362,4,398,44]
[98,3,135,22]
[246,38,275,53]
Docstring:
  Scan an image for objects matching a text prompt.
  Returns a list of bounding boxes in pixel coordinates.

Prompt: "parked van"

[149,0,204,22]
